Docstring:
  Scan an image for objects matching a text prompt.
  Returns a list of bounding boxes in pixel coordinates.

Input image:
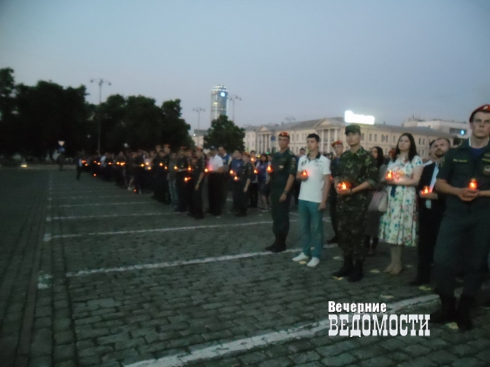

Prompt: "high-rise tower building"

[210,85,228,123]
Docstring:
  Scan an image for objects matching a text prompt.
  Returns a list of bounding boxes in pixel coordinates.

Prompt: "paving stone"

[31,328,53,357]
[321,352,357,366]
[359,356,393,367]
[350,345,386,360]
[54,343,76,363]
[257,356,294,367]
[403,344,431,357]
[398,356,438,367]
[452,357,485,367]
[238,351,268,365]
[29,355,52,367]
[289,350,322,364]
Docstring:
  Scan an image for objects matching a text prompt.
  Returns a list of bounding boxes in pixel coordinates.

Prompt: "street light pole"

[228,95,242,123]
[192,107,205,132]
[90,78,111,155]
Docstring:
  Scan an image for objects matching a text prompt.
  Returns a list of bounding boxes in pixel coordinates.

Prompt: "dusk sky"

[1,0,489,132]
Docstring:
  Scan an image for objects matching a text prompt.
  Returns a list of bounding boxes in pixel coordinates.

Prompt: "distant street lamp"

[229,95,242,123]
[90,78,112,155]
[192,107,205,133]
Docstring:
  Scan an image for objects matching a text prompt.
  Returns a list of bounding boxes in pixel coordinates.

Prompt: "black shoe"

[456,295,474,332]
[347,261,364,282]
[270,235,287,253]
[265,235,278,251]
[332,256,354,277]
[327,236,338,245]
[430,295,456,324]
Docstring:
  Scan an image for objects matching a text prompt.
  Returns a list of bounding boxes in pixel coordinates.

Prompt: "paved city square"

[1,168,490,367]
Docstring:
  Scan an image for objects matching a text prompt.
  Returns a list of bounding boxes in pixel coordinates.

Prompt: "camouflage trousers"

[337,207,368,262]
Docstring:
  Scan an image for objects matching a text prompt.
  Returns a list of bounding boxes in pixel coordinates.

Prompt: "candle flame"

[469,179,477,189]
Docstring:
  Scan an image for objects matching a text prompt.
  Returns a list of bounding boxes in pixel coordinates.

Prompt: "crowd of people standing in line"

[74,104,490,333]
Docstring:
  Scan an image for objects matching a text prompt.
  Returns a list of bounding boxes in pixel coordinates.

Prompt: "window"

[374,134,377,142]
[361,133,364,141]
[418,138,421,144]
[369,134,372,141]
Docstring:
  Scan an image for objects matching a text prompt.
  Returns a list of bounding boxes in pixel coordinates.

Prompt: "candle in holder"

[188,166,192,172]
[229,169,234,175]
[140,164,145,167]
[267,165,273,173]
[338,182,350,191]
[469,178,478,190]
[159,163,163,167]
[422,186,430,194]
[301,170,308,178]
[253,169,258,174]
[386,170,393,180]
[174,165,178,170]
[233,175,239,181]
[164,166,167,170]
[184,177,190,182]
[204,168,209,173]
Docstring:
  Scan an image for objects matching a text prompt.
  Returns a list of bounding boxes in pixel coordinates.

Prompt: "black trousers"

[294,180,301,205]
[186,178,195,214]
[416,207,443,281]
[208,173,223,216]
[176,173,187,212]
[76,166,82,180]
[434,208,490,298]
[153,173,165,201]
[329,189,339,238]
[192,182,204,218]
[249,182,259,207]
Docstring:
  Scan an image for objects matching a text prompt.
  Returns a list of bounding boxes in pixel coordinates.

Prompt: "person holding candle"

[292,134,331,267]
[191,147,206,220]
[410,137,450,286]
[331,125,379,282]
[257,154,270,211]
[365,146,387,256]
[265,132,297,253]
[379,133,423,275]
[326,140,344,245]
[230,151,244,214]
[430,104,490,331]
[207,146,225,217]
[249,151,259,209]
[175,147,190,213]
[234,152,253,217]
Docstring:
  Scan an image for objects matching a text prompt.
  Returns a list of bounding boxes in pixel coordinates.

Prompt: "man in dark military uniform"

[175,147,189,212]
[161,144,171,204]
[192,147,206,220]
[430,104,490,331]
[233,152,253,217]
[152,149,167,202]
[265,132,297,253]
[327,140,344,244]
[331,124,378,282]
[185,149,196,216]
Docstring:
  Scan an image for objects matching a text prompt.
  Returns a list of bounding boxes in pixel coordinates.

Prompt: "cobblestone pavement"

[1,168,490,367]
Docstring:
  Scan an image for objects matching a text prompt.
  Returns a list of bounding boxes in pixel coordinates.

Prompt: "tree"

[160,99,192,150]
[0,68,18,158]
[204,115,245,152]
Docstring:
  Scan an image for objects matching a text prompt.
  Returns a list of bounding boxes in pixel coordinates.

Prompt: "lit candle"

[188,166,192,172]
[204,168,209,173]
[93,173,96,177]
[233,175,239,181]
[97,162,101,166]
[267,165,273,173]
[229,169,234,175]
[302,170,308,178]
[164,166,168,170]
[422,186,430,194]
[140,164,144,167]
[174,165,178,170]
[469,178,478,190]
[159,163,163,167]
[253,169,258,174]
[386,170,393,180]
[251,157,256,163]
[338,182,349,190]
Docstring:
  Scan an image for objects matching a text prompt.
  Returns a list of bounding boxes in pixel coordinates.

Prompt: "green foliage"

[0,67,193,158]
[204,115,245,152]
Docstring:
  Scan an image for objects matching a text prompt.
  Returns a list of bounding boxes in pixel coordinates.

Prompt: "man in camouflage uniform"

[265,132,297,253]
[332,124,378,282]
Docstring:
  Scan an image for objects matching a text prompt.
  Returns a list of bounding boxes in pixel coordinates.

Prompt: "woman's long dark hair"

[393,133,418,162]
[371,146,384,168]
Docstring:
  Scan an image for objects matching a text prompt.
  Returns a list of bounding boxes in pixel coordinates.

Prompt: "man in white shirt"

[292,134,331,268]
[207,146,224,217]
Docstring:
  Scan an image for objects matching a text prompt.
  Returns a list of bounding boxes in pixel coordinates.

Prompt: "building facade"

[402,118,469,139]
[210,85,228,123]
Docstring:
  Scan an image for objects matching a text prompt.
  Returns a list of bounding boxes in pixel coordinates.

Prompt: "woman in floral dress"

[379,133,423,275]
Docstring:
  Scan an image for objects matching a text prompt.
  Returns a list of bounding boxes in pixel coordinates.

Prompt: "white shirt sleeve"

[323,157,331,175]
[297,156,304,172]
[217,156,224,167]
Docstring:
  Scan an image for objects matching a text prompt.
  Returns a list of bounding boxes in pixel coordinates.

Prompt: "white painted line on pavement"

[46,212,173,221]
[125,293,442,367]
[46,220,284,241]
[58,201,148,207]
[57,194,134,199]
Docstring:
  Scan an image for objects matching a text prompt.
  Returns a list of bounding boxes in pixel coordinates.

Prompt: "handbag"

[368,190,388,213]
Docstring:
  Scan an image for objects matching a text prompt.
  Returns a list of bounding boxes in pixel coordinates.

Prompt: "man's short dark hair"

[307,133,320,142]
[429,140,436,148]
[436,137,451,146]
[250,150,256,154]
[299,147,306,152]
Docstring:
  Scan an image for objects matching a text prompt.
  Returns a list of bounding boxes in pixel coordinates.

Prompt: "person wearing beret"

[430,104,490,331]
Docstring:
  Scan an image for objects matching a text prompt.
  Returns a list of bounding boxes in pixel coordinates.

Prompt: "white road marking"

[46,212,173,221]
[57,201,148,207]
[46,221,286,241]
[125,293,444,367]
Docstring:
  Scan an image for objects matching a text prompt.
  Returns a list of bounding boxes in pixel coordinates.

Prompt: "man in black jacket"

[410,137,450,286]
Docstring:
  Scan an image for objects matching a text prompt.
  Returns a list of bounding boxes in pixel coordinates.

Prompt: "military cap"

[278,131,290,137]
[469,104,490,122]
[195,146,203,151]
[331,140,343,147]
[345,124,361,135]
